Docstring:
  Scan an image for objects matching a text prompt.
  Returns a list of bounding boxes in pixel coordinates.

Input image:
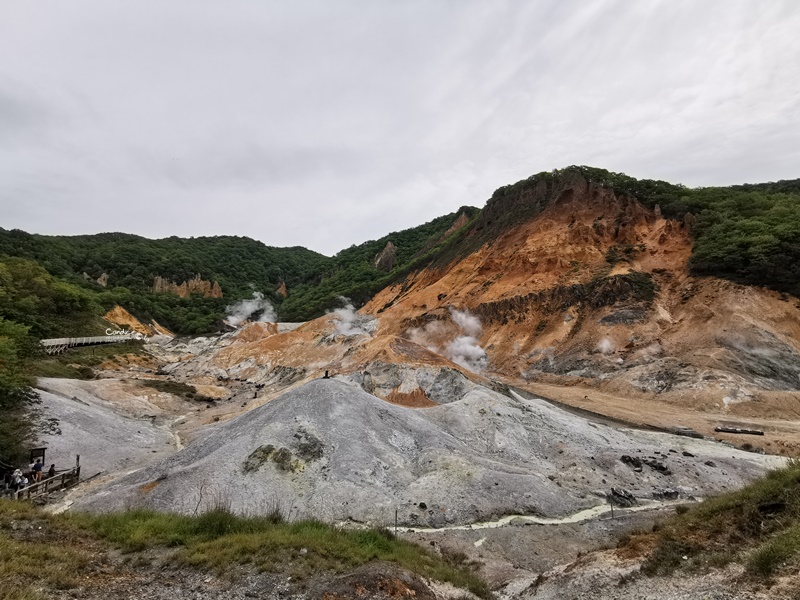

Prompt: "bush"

[630,460,800,579]
[747,525,800,576]
[641,540,699,576]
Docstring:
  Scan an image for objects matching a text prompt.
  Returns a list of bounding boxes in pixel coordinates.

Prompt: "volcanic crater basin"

[73,378,784,527]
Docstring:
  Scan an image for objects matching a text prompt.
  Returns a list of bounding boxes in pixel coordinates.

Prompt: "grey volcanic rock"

[74,379,782,526]
[357,362,476,404]
[374,241,397,272]
[36,379,176,477]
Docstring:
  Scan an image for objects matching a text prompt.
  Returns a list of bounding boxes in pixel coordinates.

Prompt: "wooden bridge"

[40,334,141,355]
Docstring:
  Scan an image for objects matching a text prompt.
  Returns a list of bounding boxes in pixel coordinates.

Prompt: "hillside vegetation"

[626,459,800,581]
[3,168,798,335]
[474,165,800,296]
[0,499,490,599]
[0,214,472,460]
[0,209,473,333]
[278,207,478,320]
[0,230,328,334]
[1,167,797,462]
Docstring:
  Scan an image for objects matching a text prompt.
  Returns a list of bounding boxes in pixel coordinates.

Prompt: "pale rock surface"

[73,379,782,526]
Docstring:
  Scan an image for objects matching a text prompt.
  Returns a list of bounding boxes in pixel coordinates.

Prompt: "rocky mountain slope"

[132,168,800,455]
[360,169,800,454]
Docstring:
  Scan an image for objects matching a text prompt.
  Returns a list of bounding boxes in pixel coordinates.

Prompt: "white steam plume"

[597,338,615,354]
[407,320,447,353]
[446,308,487,372]
[405,309,488,372]
[224,292,277,327]
[331,297,375,336]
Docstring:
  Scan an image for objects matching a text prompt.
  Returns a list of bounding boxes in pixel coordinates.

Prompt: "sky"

[1,1,799,256]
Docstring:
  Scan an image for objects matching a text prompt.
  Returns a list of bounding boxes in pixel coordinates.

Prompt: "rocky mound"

[36,378,178,477]
[74,379,781,526]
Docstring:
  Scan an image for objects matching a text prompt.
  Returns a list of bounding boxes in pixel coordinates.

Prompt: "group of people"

[7,459,57,493]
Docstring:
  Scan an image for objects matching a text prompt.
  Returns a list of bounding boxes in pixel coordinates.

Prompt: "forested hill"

[2,166,799,337]
[0,231,329,303]
[432,166,800,298]
[0,208,475,335]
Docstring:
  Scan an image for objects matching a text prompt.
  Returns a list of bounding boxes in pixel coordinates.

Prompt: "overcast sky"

[1,1,798,255]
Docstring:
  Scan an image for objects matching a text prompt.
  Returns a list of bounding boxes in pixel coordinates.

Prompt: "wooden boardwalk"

[13,466,82,501]
[40,334,140,355]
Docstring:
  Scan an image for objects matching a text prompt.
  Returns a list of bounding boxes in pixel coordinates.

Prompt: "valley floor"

[514,380,800,457]
[20,331,799,599]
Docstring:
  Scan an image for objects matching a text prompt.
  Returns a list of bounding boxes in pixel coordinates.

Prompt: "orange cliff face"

[103,305,174,337]
[361,173,800,402]
[163,171,800,414]
[363,175,693,342]
[152,275,223,298]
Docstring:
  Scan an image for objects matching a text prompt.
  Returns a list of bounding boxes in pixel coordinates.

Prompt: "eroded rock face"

[358,169,800,411]
[153,275,223,298]
[355,362,477,404]
[103,305,174,337]
[374,241,397,272]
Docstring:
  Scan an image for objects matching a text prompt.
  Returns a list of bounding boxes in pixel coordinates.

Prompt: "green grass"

[0,499,490,598]
[67,507,490,598]
[630,459,800,579]
[747,523,800,576]
[0,501,90,593]
[139,379,213,402]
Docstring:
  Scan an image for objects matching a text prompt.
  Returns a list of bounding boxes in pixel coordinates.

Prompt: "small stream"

[393,498,686,533]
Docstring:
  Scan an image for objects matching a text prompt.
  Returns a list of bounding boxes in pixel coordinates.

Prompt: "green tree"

[0,317,39,464]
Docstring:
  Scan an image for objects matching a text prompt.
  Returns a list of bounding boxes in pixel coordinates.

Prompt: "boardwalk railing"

[40,335,140,355]
[13,466,81,501]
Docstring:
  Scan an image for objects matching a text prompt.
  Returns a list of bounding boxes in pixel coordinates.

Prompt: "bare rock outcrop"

[153,274,223,298]
[374,241,397,272]
[103,305,174,337]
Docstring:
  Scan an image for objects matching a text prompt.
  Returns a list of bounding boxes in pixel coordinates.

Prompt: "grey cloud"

[0,0,798,255]
[0,86,51,140]
[128,140,367,189]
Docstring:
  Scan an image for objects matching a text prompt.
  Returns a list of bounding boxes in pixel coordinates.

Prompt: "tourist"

[32,459,43,482]
[10,469,22,492]
[47,464,56,478]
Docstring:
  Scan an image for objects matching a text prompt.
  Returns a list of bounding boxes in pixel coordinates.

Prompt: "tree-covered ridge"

[0,208,475,331]
[471,165,800,297]
[2,165,798,334]
[0,316,40,464]
[277,207,479,320]
[0,256,111,463]
[0,230,329,299]
[0,257,105,339]
[0,230,332,333]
